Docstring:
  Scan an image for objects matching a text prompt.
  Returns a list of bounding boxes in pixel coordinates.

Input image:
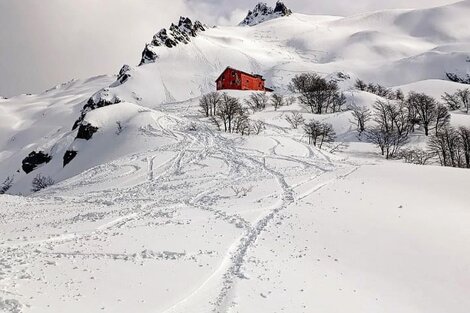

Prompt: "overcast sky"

[0,0,459,97]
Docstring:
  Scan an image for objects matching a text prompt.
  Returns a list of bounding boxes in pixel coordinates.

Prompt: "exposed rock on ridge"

[239,1,292,26]
[139,17,207,65]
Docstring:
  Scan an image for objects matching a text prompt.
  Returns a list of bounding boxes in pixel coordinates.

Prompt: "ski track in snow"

[0,107,359,312]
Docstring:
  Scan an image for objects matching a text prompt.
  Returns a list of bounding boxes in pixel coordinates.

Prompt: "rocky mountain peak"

[139,16,207,65]
[239,1,292,26]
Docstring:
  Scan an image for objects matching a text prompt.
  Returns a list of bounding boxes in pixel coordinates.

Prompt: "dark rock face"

[115,64,132,85]
[76,122,99,141]
[447,72,470,84]
[139,16,207,65]
[139,44,160,65]
[72,88,121,130]
[240,1,292,26]
[63,150,78,167]
[274,1,292,16]
[22,151,52,174]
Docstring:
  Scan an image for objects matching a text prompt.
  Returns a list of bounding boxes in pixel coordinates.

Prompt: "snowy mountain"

[239,1,293,26]
[0,1,470,312]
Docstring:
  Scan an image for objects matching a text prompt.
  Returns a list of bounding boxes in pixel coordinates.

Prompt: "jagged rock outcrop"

[76,122,99,141]
[139,16,207,65]
[446,72,470,84]
[22,151,52,174]
[239,1,292,26]
[140,44,159,65]
[72,88,121,130]
[63,150,78,167]
[114,64,132,86]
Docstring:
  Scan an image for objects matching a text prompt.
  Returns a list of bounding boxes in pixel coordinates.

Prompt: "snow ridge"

[239,1,292,26]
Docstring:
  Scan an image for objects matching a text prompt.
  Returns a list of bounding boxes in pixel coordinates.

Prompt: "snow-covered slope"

[1,2,470,311]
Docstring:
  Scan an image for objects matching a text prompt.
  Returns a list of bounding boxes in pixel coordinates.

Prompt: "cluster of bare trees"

[350,88,470,168]
[429,126,470,168]
[303,120,336,149]
[199,92,265,135]
[352,92,451,159]
[289,73,346,114]
[442,89,470,114]
[355,79,404,101]
[243,92,295,112]
[0,176,13,194]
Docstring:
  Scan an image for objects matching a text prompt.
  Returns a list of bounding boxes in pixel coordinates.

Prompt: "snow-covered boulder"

[239,1,292,26]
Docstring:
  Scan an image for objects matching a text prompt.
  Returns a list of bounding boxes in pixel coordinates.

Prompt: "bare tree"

[457,126,470,168]
[251,120,266,135]
[233,113,251,136]
[245,92,269,112]
[270,94,285,111]
[395,89,405,101]
[332,92,347,113]
[285,96,296,106]
[441,92,461,111]
[407,92,438,136]
[366,127,408,159]
[0,176,13,194]
[434,105,451,135]
[366,100,410,159]
[199,92,222,117]
[349,104,371,134]
[354,79,367,91]
[303,120,336,149]
[428,126,461,168]
[289,73,343,114]
[442,89,470,113]
[216,93,244,133]
[285,112,305,129]
[31,174,55,192]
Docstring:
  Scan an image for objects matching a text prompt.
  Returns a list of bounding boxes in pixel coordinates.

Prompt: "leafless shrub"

[245,92,269,112]
[428,125,470,169]
[199,92,222,117]
[349,104,371,134]
[270,94,285,111]
[285,112,305,129]
[216,93,244,133]
[31,174,55,192]
[285,96,296,106]
[303,120,336,149]
[406,92,439,136]
[365,100,410,159]
[289,73,345,114]
[230,185,253,198]
[251,120,266,135]
[441,89,470,113]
